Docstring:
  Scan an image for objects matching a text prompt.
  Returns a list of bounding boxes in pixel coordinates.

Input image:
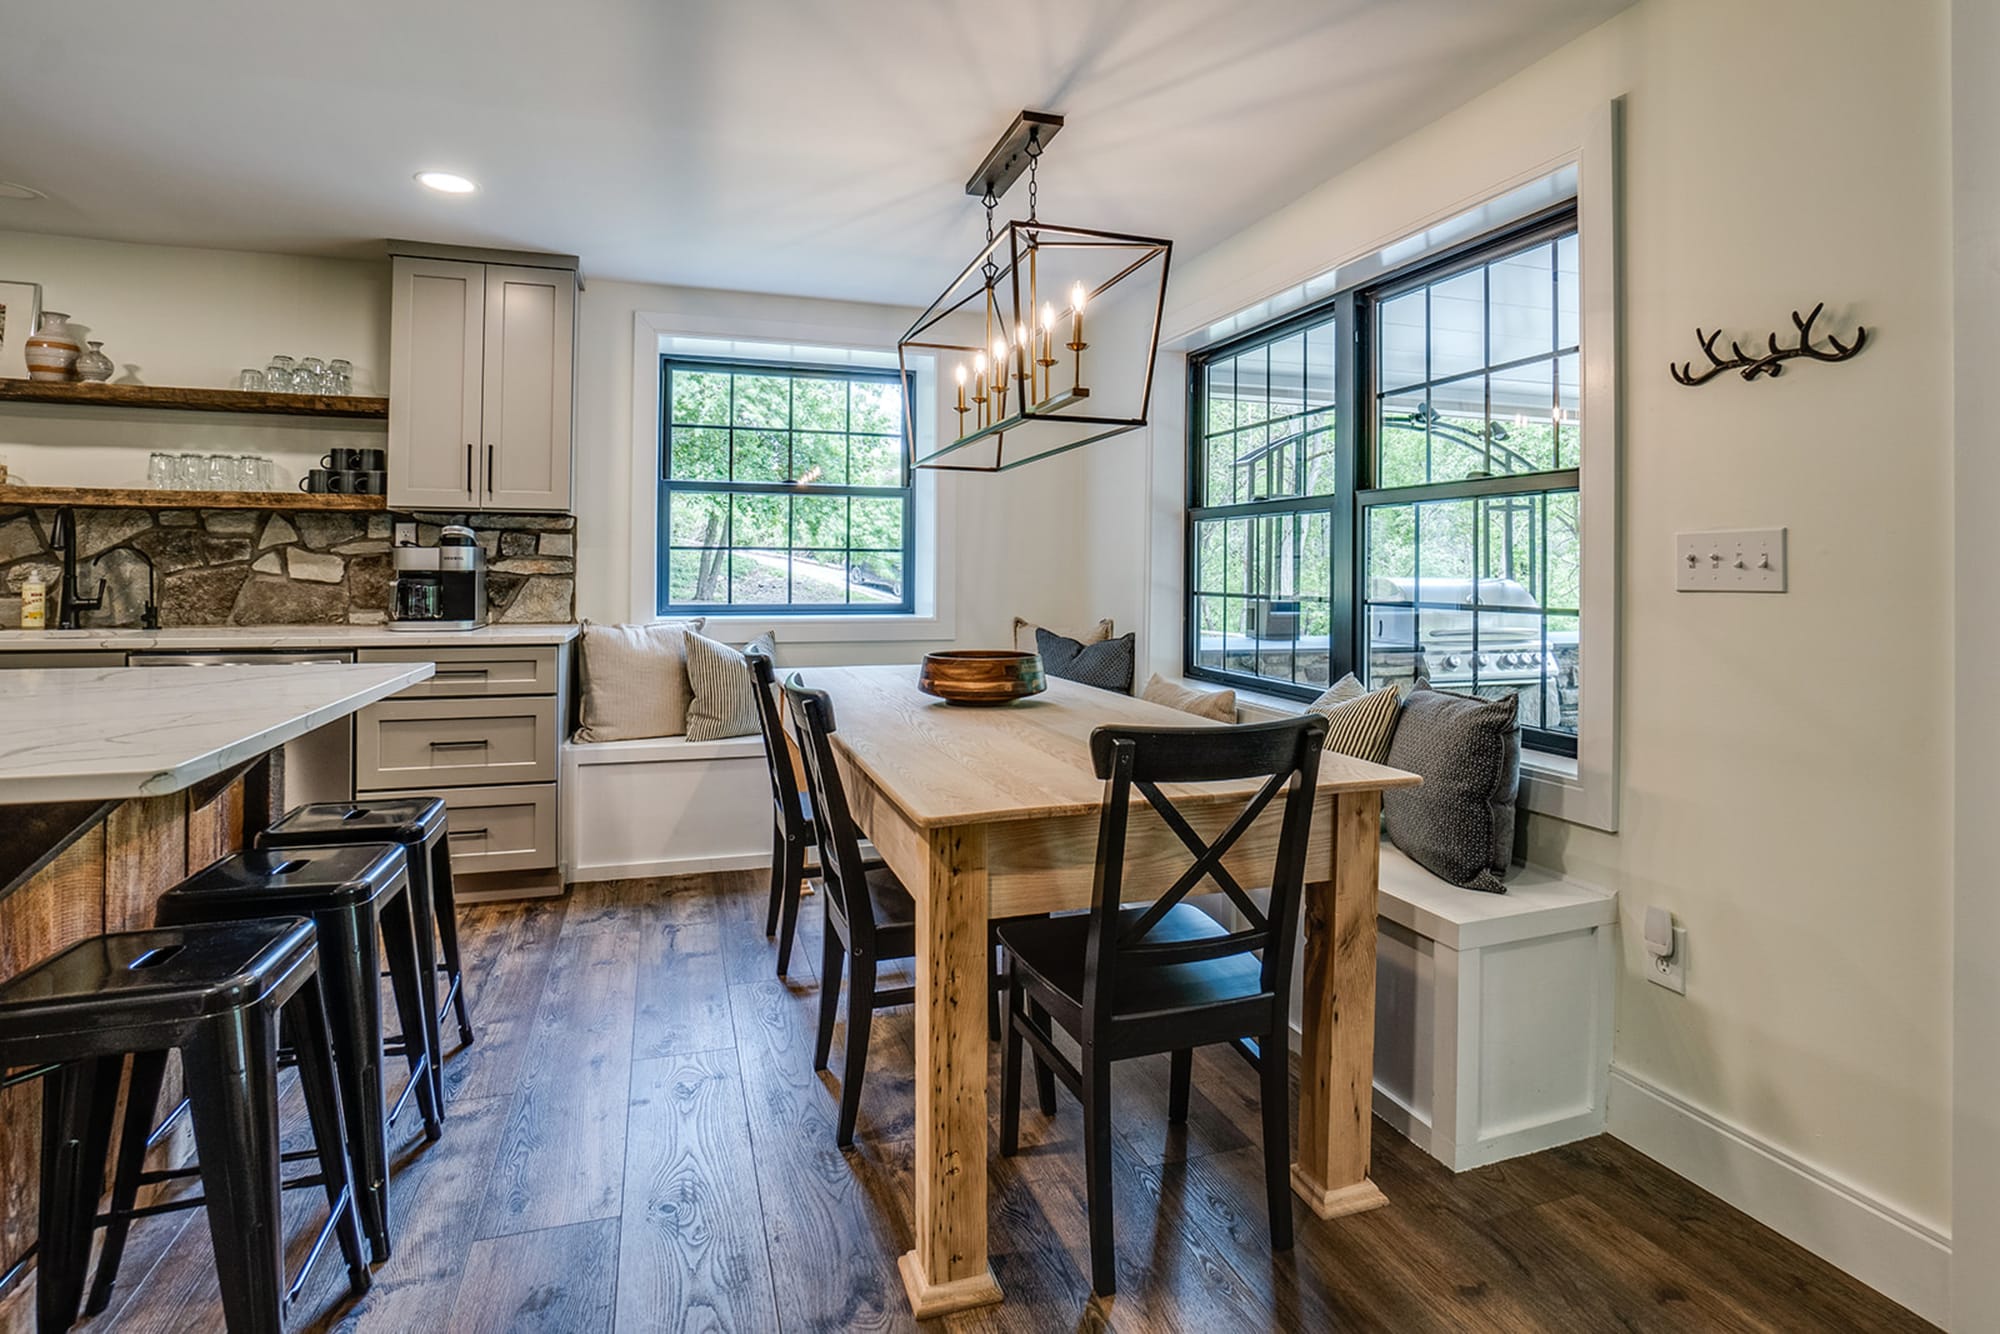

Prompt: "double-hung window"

[659,358,914,615]
[1188,205,1583,758]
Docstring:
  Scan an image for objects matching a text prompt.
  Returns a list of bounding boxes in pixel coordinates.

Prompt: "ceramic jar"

[23,311,79,382]
[74,340,112,382]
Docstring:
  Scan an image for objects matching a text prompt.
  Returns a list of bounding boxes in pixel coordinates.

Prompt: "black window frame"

[1186,202,1582,758]
[658,355,917,617]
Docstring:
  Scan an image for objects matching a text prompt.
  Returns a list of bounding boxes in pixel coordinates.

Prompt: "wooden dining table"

[798,665,1421,1317]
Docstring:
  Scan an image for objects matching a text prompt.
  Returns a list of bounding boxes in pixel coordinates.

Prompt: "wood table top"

[793,664,1420,831]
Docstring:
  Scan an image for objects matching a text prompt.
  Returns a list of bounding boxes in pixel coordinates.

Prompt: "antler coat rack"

[1670,302,1867,386]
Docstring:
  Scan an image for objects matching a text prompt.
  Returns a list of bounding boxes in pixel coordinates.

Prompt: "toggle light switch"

[1676,528,1787,592]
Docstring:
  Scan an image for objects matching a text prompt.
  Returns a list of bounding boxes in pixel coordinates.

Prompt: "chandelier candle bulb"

[955,364,970,432]
[993,338,1009,416]
[1068,281,1090,393]
[1015,322,1032,389]
[1037,303,1058,403]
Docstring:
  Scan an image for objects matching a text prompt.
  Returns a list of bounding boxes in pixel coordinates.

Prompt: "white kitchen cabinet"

[388,253,575,512]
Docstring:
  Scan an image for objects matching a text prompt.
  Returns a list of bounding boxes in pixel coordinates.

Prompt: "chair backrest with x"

[780,675,878,953]
[745,649,807,837]
[1082,715,1328,1030]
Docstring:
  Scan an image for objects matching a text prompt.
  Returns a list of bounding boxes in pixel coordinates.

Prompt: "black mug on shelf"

[302,468,348,493]
[346,470,386,495]
[320,447,386,472]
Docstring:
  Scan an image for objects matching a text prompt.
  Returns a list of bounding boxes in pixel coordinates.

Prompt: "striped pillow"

[684,630,777,741]
[1307,676,1403,762]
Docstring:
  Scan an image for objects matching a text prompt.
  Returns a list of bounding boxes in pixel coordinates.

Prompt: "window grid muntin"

[661,357,914,615]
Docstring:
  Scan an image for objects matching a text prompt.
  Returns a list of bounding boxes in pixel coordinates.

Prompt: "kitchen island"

[0,661,433,1303]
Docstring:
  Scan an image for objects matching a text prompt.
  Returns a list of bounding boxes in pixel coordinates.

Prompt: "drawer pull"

[448,827,490,840]
[429,739,491,751]
[434,668,490,680]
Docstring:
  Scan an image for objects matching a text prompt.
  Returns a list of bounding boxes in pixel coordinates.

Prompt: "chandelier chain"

[1026,134,1041,225]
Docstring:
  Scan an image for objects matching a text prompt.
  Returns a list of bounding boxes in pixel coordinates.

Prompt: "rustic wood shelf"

[0,484,386,512]
[0,379,388,419]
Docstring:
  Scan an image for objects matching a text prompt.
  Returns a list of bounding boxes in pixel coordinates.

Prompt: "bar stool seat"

[148,844,440,1265]
[259,798,474,1101]
[0,919,367,1334]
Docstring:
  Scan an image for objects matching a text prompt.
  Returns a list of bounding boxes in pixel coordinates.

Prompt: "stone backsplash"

[0,507,576,628]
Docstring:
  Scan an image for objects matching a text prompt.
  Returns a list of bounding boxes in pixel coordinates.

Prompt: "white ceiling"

[0,0,1629,306]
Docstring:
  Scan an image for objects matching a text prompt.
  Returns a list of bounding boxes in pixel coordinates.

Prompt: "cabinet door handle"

[486,443,496,494]
[465,443,474,494]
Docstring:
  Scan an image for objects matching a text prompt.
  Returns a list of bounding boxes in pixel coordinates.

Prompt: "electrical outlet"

[1647,925,1688,994]
[1676,527,1786,592]
[393,522,417,547]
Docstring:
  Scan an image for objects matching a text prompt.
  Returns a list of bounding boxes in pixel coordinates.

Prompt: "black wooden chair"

[997,713,1328,1296]
[746,648,816,976]
[780,676,915,1147]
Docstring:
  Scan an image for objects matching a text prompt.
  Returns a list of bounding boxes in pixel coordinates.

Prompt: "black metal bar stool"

[0,919,368,1334]
[146,844,441,1264]
[257,798,476,1107]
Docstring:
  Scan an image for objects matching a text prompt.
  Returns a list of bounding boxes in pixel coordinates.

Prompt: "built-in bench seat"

[1372,844,1617,1171]
[562,733,771,883]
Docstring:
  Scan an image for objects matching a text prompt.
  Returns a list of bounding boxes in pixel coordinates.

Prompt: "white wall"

[0,230,389,489]
[1100,0,1954,1319]
[1951,0,2000,1327]
[570,277,1098,663]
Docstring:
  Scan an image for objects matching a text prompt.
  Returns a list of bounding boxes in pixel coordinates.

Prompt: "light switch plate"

[1676,527,1786,592]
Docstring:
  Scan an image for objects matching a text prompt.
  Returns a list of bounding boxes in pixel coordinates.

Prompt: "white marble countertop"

[0,662,434,803]
[0,623,579,652]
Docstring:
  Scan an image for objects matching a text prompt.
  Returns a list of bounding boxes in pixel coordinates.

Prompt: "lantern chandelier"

[899,110,1172,472]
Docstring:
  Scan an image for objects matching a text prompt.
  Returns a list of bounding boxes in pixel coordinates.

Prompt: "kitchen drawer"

[355,695,558,789]
[358,645,561,698]
[364,782,557,874]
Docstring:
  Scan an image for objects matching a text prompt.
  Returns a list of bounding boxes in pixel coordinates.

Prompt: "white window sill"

[660,610,956,645]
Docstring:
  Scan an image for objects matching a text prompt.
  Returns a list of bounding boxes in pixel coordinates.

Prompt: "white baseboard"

[1608,1066,1949,1327]
[567,852,771,884]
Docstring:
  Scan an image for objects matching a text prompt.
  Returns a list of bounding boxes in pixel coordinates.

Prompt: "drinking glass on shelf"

[234,455,263,490]
[238,368,267,392]
[296,357,327,394]
[265,355,295,392]
[208,456,235,492]
[328,359,353,395]
[148,452,174,488]
[176,452,204,490]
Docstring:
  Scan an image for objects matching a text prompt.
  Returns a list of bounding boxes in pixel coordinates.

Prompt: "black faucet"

[47,507,107,630]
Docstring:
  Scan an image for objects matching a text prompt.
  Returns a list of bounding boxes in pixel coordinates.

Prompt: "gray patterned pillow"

[1382,688,1520,893]
[1036,628,1136,694]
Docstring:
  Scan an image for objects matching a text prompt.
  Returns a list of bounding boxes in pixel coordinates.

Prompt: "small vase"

[23,311,79,382]
[74,340,113,382]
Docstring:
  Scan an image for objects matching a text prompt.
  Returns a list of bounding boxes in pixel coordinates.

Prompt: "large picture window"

[659,358,913,615]
[1188,206,1581,757]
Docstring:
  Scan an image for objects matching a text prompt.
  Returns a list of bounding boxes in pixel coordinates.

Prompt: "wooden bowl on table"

[917,650,1047,706]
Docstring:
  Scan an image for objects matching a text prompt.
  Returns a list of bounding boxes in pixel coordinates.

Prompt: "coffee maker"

[390,525,487,630]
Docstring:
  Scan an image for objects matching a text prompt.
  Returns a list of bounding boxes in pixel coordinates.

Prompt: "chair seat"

[164,845,407,912]
[997,905,1270,1034]
[262,798,447,848]
[0,919,318,1043]
[857,866,917,958]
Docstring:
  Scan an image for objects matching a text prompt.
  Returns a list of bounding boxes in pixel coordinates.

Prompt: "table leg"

[898,822,1004,1317]
[1292,788,1390,1219]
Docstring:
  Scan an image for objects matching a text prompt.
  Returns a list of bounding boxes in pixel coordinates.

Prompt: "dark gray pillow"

[1382,687,1520,893]
[1036,627,1136,694]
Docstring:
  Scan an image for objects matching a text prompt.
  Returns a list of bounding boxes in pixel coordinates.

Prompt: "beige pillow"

[1306,673,1404,762]
[574,618,705,742]
[1013,616,1113,654]
[1141,672,1236,722]
[685,630,778,741]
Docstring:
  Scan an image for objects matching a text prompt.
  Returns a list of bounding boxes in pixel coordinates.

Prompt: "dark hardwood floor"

[5,872,1937,1333]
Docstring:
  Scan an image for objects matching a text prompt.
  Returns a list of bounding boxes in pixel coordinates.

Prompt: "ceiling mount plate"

[964,110,1064,199]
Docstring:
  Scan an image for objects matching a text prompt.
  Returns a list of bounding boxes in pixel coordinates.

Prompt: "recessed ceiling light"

[415,171,477,195]
[0,182,46,201]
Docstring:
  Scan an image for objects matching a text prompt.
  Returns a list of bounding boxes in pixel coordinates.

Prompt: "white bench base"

[561,734,773,883]
[1371,845,1618,1172]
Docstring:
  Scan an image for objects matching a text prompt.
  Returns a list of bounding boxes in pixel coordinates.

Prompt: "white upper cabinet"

[389,253,576,512]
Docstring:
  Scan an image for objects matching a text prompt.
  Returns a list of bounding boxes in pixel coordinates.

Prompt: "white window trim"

[628,308,956,643]
[1166,99,1622,832]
